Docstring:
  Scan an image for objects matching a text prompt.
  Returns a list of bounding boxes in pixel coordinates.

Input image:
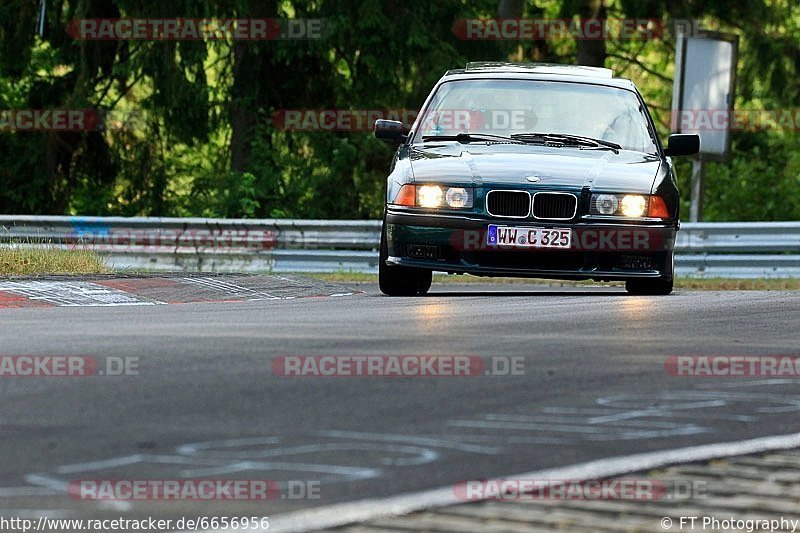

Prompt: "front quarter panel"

[385,145,415,204]
[652,158,680,223]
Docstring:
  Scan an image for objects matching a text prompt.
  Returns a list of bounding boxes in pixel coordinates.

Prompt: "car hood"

[408,142,662,193]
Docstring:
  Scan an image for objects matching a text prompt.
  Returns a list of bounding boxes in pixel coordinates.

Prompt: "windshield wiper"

[510,132,621,153]
[421,132,523,144]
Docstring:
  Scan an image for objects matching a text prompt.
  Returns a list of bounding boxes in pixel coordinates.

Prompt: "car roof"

[442,62,637,91]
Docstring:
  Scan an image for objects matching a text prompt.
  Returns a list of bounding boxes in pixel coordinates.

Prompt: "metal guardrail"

[676,222,800,253]
[0,215,381,249]
[675,222,800,277]
[1,216,799,278]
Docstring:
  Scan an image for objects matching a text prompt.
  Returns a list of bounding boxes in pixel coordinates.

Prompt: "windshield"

[413,79,658,154]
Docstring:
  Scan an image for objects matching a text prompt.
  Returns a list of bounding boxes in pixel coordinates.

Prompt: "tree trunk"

[576,0,607,67]
[230,0,277,174]
[497,0,523,18]
[230,42,259,174]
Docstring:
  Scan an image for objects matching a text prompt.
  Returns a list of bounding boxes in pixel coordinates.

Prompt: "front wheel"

[625,277,674,295]
[378,222,432,296]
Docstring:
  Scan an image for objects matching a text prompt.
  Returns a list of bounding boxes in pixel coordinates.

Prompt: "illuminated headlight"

[417,185,443,208]
[594,194,619,215]
[415,185,473,209]
[620,195,647,217]
[445,187,473,208]
[591,193,660,218]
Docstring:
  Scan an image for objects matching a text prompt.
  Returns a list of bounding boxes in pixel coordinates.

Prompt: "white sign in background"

[672,33,739,158]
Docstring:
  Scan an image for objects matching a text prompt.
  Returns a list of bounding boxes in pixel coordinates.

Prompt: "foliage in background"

[0,0,797,220]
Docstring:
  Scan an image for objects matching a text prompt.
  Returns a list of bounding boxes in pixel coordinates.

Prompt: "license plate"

[487,225,572,248]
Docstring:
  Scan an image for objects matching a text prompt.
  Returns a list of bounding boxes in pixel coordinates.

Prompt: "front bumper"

[385,210,677,281]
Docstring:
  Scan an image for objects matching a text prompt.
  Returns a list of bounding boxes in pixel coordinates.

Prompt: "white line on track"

[316,430,500,455]
[184,431,800,533]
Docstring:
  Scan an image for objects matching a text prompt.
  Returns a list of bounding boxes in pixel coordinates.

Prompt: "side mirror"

[374,119,408,143]
[665,134,700,157]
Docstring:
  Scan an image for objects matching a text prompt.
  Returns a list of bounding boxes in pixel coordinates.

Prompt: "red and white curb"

[0,276,358,308]
[0,280,159,307]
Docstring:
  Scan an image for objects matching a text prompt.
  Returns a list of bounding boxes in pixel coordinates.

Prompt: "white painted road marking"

[258,431,800,533]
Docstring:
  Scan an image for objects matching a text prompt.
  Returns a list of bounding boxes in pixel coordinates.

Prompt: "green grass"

[672,278,800,290]
[1,247,796,291]
[302,272,800,290]
[0,246,110,276]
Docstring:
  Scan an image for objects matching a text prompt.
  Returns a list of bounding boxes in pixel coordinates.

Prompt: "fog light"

[620,195,647,217]
[445,187,472,208]
[418,185,443,208]
[595,194,619,215]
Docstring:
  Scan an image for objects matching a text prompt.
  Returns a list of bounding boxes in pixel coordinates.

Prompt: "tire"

[378,221,432,296]
[625,277,674,295]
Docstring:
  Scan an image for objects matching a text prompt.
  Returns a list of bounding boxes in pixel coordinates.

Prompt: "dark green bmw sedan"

[375,62,699,296]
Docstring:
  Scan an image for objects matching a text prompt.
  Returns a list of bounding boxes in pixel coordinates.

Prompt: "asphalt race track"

[1,280,799,527]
